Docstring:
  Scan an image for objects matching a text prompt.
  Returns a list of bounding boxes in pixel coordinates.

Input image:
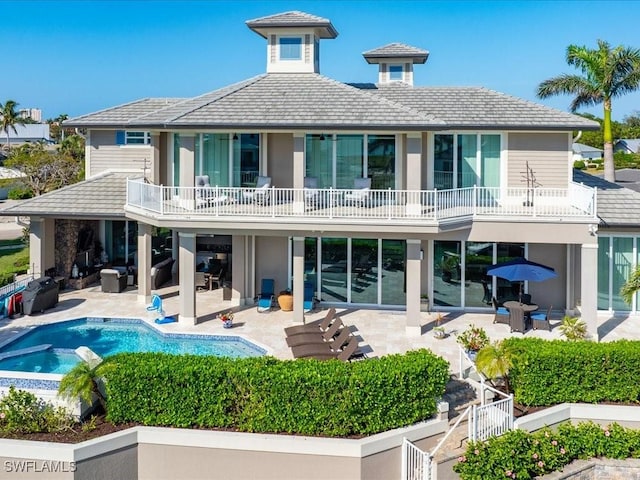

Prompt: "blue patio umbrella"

[486,257,557,301]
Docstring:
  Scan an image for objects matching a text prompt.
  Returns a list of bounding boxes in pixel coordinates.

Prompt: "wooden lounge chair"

[286,318,344,347]
[284,308,336,336]
[296,337,361,362]
[291,329,353,359]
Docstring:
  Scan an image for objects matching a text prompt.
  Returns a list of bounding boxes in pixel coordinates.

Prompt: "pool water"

[0,318,265,374]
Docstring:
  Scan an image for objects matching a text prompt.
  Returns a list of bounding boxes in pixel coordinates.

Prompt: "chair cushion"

[497,307,509,315]
[531,313,546,320]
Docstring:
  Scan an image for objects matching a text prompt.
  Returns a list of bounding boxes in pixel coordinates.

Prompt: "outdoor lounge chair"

[100,269,127,293]
[294,337,361,362]
[343,177,371,207]
[492,297,510,325]
[283,307,336,336]
[290,327,352,357]
[286,317,345,347]
[242,176,271,205]
[195,175,232,206]
[303,176,321,207]
[531,305,552,331]
[303,281,317,312]
[255,278,276,312]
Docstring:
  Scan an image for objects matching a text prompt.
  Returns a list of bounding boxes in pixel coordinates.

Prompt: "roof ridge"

[65,98,168,124]
[310,73,443,124]
[134,75,267,123]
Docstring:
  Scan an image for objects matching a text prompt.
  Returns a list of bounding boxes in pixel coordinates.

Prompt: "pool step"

[0,344,52,361]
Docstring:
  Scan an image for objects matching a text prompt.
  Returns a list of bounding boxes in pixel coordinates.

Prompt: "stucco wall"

[75,445,137,480]
[255,236,288,294]
[268,133,294,188]
[528,243,566,310]
[88,130,153,177]
[508,132,570,188]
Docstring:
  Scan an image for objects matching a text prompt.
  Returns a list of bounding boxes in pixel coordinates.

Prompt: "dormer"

[363,43,429,86]
[246,11,338,74]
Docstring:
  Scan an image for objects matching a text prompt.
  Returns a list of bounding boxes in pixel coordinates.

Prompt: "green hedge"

[454,422,640,480]
[505,338,640,406]
[103,349,449,436]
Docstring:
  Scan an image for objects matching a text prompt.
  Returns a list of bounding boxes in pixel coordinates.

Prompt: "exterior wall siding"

[507,132,570,188]
[89,130,153,177]
[268,133,294,188]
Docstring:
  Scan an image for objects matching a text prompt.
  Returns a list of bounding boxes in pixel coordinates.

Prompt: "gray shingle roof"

[365,83,599,129]
[65,98,184,127]
[66,74,442,130]
[0,172,130,218]
[246,11,338,39]
[615,139,640,154]
[573,169,640,227]
[363,43,429,64]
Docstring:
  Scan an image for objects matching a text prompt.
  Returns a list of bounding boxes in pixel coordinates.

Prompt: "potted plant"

[456,323,489,360]
[433,313,446,339]
[440,253,459,283]
[420,294,430,312]
[218,311,234,329]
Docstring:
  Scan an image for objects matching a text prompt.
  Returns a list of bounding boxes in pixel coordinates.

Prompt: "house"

[572,142,603,162]
[0,124,50,147]
[614,139,640,154]
[0,11,604,338]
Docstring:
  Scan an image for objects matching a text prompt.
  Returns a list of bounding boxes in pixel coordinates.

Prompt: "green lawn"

[0,246,29,287]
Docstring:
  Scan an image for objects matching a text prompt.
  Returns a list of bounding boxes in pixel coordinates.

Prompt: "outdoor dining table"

[503,301,539,333]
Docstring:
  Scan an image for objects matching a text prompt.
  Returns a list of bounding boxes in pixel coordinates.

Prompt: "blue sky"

[3,0,640,121]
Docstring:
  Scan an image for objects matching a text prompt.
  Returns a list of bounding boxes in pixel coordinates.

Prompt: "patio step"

[442,377,479,420]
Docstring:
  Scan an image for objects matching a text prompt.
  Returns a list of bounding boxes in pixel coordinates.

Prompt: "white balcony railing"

[126,179,596,223]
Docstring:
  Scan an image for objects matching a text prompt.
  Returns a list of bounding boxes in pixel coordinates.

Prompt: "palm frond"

[620,266,640,304]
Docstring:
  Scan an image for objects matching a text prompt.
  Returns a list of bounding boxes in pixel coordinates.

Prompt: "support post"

[406,239,422,336]
[292,237,305,323]
[580,242,598,341]
[178,232,196,325]
[137,223,152,304]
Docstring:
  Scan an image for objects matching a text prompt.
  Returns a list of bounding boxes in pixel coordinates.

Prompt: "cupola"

[362,43,429,86]
[246,11,338,74]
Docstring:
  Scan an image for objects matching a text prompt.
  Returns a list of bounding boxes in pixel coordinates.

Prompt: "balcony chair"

[195,175,232,207]
[242,176,271,205]
[303,177,322,207]
[303,281,318,312]
[531,305,552,331]
[492,297,510,325]
[343,177,371,207]
[100,268,127,293]
[255,278,276,312]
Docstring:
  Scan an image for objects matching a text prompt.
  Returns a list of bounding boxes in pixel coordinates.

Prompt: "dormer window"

[389,65,403,81]
[279,37,302,61]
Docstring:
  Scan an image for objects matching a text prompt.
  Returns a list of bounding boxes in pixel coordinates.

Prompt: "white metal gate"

[470,394,514,442]
[402,438,431,480]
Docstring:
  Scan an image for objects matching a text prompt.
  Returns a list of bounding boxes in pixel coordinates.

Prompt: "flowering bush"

[218,311,234,322]
[456,324,490,351]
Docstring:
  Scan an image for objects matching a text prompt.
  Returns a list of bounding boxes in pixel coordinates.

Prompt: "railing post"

[401,438,407,480]
[388,187,392,219]
[329,187,334,219]
[434,189,438,220]
[532,188,537,217]
[473,185,477,216]
[271,186,275,218]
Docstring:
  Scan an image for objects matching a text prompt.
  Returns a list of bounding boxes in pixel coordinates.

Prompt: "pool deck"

[0,282,637,370]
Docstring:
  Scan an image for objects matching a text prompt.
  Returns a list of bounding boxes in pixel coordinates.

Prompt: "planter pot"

[278,294,293,311]
[222,320,233,329]
[433,329,446,339]
[466,350,478,362]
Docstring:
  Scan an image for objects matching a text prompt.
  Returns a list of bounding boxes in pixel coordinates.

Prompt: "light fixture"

[319,134,325,141]
[588,224,598,236]
[233,133,238,140]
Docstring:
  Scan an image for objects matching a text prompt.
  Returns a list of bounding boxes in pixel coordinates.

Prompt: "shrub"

[8,186,33,200]
[0,386,73,434]
[454,422,640,479]
[504,338,640,406]
[558,315,588,341]
[573,160,586,169]
[103,349,449,436]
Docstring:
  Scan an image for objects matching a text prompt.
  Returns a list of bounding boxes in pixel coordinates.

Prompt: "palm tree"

[537,40,640,182]
[621,268,640,305]
[58,359,114,413]
[0,100,26,151]
[475,340,521,393]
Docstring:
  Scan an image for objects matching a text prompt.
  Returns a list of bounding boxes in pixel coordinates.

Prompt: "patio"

[0,283,635,370]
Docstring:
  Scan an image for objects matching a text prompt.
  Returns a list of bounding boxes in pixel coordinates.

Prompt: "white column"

[29,217,47,277]
[232,235,247,305]
[580,243,598,341]
[151,133,161,184]
[292,237,305,324]
[178,232,197,325]
[137,223,152,304]
[406,239,422,336]
[405,134,422,216]
[179,134,195,209]
[292,133,305,214]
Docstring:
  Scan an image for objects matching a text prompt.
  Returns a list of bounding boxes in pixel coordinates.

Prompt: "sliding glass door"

[434,133,501,189]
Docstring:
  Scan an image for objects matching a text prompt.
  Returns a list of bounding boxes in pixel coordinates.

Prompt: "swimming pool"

[0,318,266,374]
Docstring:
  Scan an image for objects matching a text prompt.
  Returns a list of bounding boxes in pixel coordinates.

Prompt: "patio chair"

[303,176,322,207]
[100,268,127,293]
[284,307,336,336]
[195,175,232,206]
[242,176,271,205]
[286,317,344,347]
[255,278,276,312]
[531,305,552,331]
[303,281,317,312]
[290,326,352,356]
[520,293,532,305]
[295,337,362,362]
[492,297,510,325]
[343,177,371,207]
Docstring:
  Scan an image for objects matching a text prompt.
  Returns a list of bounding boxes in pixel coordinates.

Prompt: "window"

[389,65,403,81]
[117,131,151,145]
[279,37,302,61]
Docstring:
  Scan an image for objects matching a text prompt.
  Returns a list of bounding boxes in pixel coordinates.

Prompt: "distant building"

[18,108,42,123]
[614,139,640,154]
[0,124,50,146]
[572,142,603,161]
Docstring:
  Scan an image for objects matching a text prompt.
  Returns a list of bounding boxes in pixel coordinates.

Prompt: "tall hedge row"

[103,349,449,436]
[505,338,640,406]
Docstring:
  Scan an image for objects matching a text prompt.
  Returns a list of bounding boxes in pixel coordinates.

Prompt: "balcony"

[125,179,596,227]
